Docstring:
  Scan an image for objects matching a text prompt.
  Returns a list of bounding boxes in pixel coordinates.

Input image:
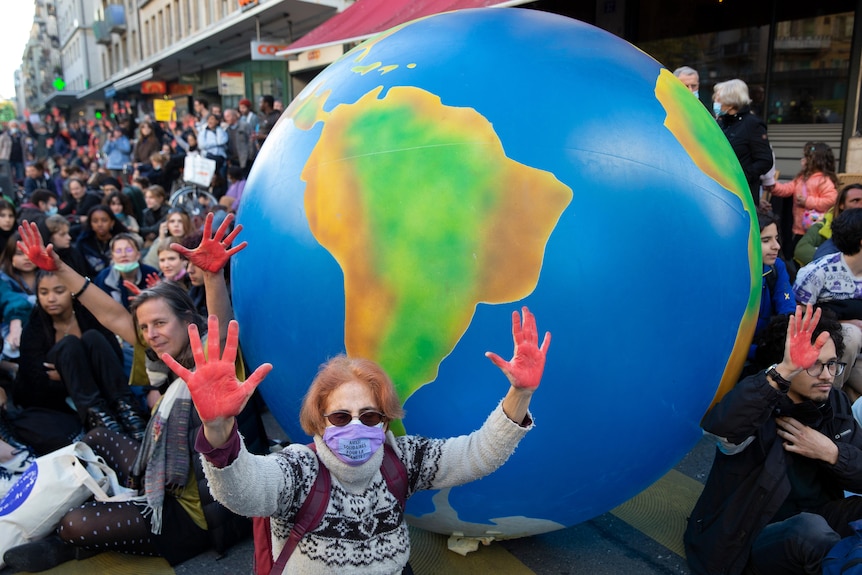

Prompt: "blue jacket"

[102,135,132,170]
[750,258,795,360]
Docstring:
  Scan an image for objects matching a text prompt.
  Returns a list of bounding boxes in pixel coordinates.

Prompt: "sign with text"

[251,41,292,61]
[141,81,167,95]
[218,70,245,96]
[168,83,194,96]
[153,99,177,122]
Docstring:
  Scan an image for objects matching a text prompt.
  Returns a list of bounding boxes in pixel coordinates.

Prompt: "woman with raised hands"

[167,307,549,575]
[2,213,267,572]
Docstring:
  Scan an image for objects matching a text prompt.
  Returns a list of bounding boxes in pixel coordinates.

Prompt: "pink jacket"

[771,172,837,236]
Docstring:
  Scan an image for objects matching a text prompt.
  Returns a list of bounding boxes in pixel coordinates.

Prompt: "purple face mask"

[323,421,385,466]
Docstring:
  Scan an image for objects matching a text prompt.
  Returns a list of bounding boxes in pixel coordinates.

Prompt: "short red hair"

[299,355,405,436]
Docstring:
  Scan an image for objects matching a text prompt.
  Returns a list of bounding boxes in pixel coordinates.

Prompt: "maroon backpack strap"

[381,443,408,509]
[270,444,331,575]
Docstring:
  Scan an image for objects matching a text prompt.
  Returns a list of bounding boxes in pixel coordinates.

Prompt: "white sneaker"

[1,448,35,475]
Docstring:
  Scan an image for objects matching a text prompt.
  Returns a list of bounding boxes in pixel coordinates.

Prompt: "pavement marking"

[28,551,173,574]
[409,526,536,575]
[610,469,704,558]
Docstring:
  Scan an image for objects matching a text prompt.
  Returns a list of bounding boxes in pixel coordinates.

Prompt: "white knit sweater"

[201,401,532,574]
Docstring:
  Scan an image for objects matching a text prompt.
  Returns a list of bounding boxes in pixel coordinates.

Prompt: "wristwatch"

[766,364,792,392]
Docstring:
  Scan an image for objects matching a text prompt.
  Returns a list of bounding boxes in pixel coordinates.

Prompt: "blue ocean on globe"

[233,8,759,538]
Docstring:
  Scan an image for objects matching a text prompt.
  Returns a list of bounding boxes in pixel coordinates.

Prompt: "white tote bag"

[0,441,140,568]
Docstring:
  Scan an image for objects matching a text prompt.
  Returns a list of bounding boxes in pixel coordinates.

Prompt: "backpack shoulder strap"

[270,443,331,575]
[380,443,408,509]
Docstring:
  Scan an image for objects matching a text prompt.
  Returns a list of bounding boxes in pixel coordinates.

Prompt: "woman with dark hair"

[771,141,839,248]
[0,199,17,250]
[750,211,796,363]
[104,190,140,234]
[132,122,161,167]
[3,214,267,572]
[794,183,862,267]
[74,204,129,275]
[0,233,37,301]
[11,270,146,449]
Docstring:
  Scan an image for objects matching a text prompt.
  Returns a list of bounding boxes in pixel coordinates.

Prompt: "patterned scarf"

[131,375,192,534]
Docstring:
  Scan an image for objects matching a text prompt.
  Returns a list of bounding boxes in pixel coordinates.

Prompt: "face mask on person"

[114,261,140,273]
[45,206,58,216]
[323,420,385,466]
[692,90,699,99]
[713,102,726,117]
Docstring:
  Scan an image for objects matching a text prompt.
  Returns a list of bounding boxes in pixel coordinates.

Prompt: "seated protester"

[0,199,17,252]
[135,152,167,190]
[75,205,129,276]
[16,189,57,227]
[37,215,89,276]
[0,233,38,303]
[749,212,796,364]
[22,161,55,200]
[183,307,546,574]
[794,208,862,404]
[104,190,141,235]
[58,176,102,239]
[795,183,862,267]
[685,305,862,575]
[143,208,192,269]
[125,175,149,223]
[219,166,245,212]
[2,215,267,571]
[94,233,158,310]
[11,271,146,451]
[155,242,189,289]
[99,175,123,197]
[139,185,169,246]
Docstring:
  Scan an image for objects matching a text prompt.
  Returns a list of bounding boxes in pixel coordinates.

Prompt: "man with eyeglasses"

[794,208,862,405]
[685,305,862,575]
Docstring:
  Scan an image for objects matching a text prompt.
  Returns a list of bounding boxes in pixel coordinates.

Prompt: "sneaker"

[111,398,147,442]
[1,448,35,475]
[85,403,123,435]
[2,534,77,572]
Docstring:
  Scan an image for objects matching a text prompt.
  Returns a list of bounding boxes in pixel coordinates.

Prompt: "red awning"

[278,0,531,56]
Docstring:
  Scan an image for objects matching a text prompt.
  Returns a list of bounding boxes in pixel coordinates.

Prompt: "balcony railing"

[105,4,126,34]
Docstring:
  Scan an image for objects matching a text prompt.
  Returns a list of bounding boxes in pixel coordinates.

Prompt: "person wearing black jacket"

[714,79,774,205]
[685,305,862,575]
[11,272,146,452]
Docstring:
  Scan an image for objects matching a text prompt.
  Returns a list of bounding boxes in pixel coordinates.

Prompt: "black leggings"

[58,428,211,564]
[57,428,158,556]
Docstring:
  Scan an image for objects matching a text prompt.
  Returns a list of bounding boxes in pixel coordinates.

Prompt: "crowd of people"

[670,66,862,575]
[0,94,552,574]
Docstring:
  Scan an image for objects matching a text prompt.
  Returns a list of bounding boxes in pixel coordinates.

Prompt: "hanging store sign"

[218,70,245,96]
[168,83,194,96]
[251,41,292,61]
[141,81,167,95]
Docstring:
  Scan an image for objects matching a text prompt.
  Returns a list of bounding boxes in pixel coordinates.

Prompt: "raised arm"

[486,306,550,424]
[171,212,246,346]
[162,315,271,448]
[18,221,137,344]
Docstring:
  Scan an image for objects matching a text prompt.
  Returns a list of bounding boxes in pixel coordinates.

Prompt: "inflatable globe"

[233,8,759,539]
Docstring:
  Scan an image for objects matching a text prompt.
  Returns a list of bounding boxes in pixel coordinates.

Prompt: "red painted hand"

[788,304,830,370]
[123,280,142,299]
[171,212,246,273]
[161,315,272,422]
[145,272,161,288]
[17,221,58,271]
[485,306,551,390]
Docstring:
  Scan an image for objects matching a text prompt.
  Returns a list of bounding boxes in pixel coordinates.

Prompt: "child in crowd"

[770,141,839,248]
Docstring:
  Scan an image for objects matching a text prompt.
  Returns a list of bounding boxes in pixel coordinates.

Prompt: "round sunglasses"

[323,410,386,427]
